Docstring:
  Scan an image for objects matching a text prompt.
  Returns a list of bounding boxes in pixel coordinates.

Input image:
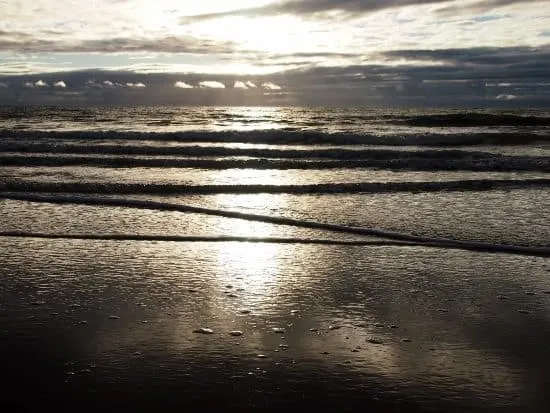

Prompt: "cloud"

[53,80,66,88]
[103,80,115,87]
[126,82,146,88]
[1,44,548,107]
[234,81,248,89]
[496,93,517,100]
[180,0,453,22]
[0,34,237,54]
[245,81,257,88]
[181,0,547,22]
[35,80,48,87]
[174,81,194,88]
[262,82,282,90]
[438,0,545,15]
[199,81,225,89]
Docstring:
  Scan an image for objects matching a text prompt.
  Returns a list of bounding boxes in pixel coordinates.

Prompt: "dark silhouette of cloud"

[0,34,238,54]
[438,0,545,14]
[0,46,548,107]
[180,0,541,22]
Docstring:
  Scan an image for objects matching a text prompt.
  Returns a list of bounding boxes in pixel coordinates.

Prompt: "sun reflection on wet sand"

[211,186,288,307]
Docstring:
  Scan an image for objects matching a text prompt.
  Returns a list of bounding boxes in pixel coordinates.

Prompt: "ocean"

[1,105,550,411]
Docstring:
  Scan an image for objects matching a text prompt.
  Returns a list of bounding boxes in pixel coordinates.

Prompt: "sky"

[0,0,549,106]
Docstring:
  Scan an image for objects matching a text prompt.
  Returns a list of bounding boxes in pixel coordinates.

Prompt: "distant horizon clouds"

[174,81,194,88]
[199,81,226,89]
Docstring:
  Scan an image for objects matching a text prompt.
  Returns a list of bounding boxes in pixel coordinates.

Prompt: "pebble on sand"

[257,354,267,359]
[272,327,285,334]
[402,338,412,343]
[368,338,384,344]
[239,309,251,314]
[328,325,342,330]
[193,328,214,334]
[229,331,243,336]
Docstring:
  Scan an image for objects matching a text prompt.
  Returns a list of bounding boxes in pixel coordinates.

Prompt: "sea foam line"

[1,192,549,257]
[0,231,417,246]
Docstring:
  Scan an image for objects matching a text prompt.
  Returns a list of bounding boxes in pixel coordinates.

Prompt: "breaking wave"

[0,129,548,146]
[2,179,549,195]
[1,154,548,172]
[1,192,548,257]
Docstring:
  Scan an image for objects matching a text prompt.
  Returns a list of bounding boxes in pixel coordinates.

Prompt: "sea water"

[1,106,549,411]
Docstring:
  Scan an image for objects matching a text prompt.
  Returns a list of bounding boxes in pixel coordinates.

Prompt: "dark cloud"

[0,34,237,54]
[180,0,541,23]
[381,45,550,66]
[438,0,545,14]
[180,0,450,22]
[0,46,548,107]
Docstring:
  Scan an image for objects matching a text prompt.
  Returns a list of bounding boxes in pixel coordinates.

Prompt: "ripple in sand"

[229,331,243,336]
[368,338,384,344]
[227,294,238,298]
[272,327,285,334]
[402,338,412,343]
[193,328,214,334]
[108,315,120,320]
[239,309,251,314]
[257,354,267,359]
[518,310,532,314]
[389,325,399,329]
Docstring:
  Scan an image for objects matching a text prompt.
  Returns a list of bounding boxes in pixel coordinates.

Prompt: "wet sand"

[2,238,550,412]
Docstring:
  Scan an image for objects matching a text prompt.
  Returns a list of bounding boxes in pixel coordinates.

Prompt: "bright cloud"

[126,82,146,88]
[496,93,517,100]
[174,81,194,88]
[234,80,248,89]
[53,80,66,88]
[245,81,257,88]
[35,80,48,87]
[262,82,282,90]
[199,81,225,88]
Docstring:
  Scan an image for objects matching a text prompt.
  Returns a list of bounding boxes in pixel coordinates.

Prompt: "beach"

[1,106,549,411]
